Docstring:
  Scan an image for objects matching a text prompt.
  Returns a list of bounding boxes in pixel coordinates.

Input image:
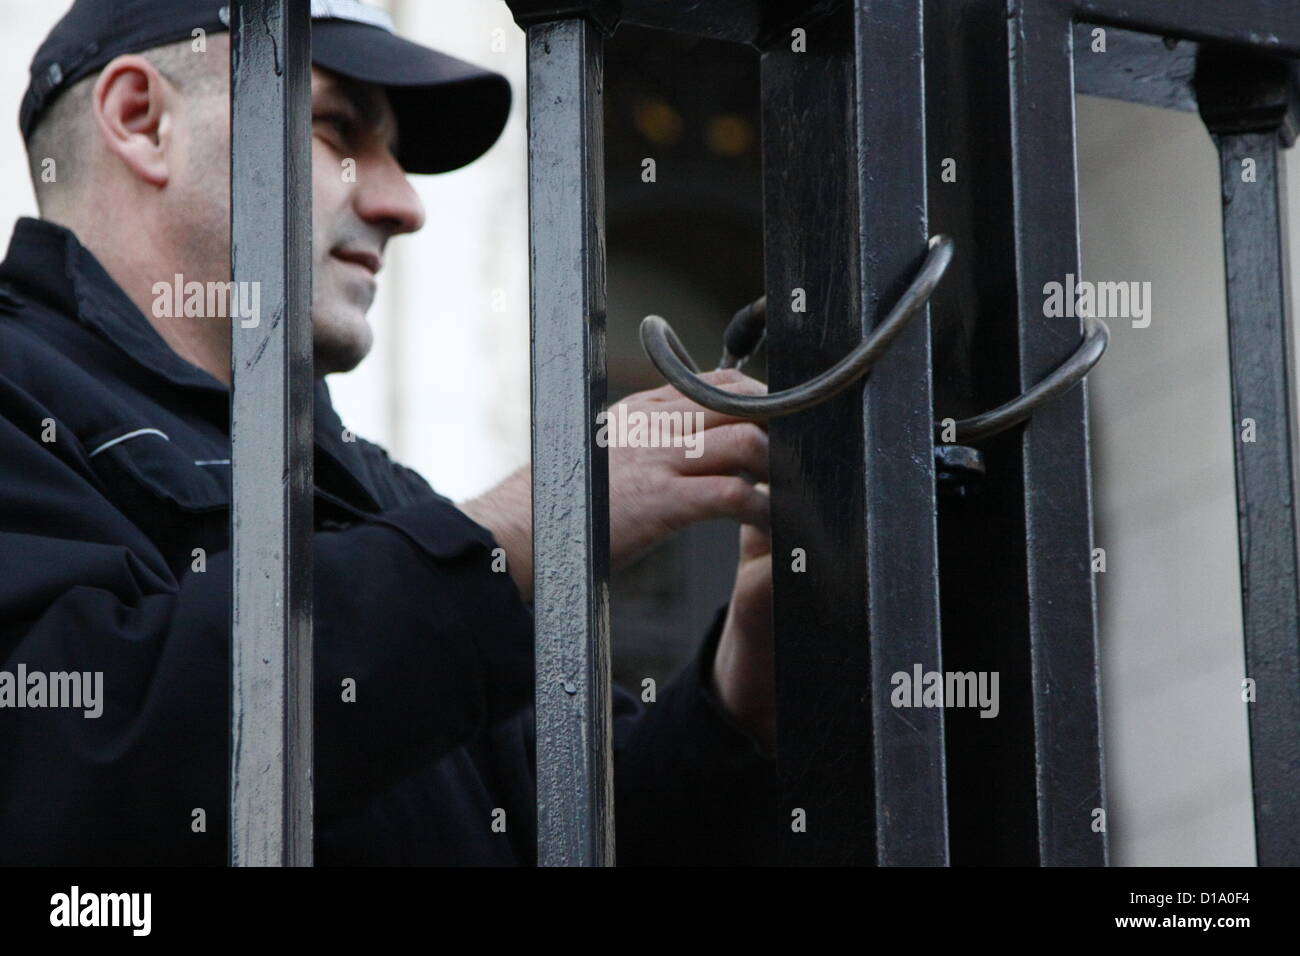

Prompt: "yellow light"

[634,97,684,146]
[705,114,754,157]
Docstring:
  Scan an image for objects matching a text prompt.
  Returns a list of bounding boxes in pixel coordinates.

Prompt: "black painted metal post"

[1005,0,1107,865]
[925,0,1041,866]
[762,0,947,865]
[1197,51,1300,866]
[519,12,614,866]
[854,0,949,866]
[228,0,314,867]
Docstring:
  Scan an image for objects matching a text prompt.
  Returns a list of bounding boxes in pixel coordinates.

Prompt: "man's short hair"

[25,36,227,212]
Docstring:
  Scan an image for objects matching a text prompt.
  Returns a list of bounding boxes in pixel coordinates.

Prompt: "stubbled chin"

[313,334,372,375]
[309,265,375,372]
[311,307,373,375]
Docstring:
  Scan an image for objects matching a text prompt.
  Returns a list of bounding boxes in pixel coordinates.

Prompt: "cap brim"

[311,20,512,175]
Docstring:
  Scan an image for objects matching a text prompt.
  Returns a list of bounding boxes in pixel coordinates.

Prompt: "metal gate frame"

[1056,0,1300,867]
[510,0,952,868]
[222,0,1300,866]
[505,0,1300,867]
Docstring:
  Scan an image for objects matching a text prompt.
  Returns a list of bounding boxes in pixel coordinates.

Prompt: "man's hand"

[458,369,775,747]
[713,518,774,755]
[460,369,771,602]
[605,369,770,567]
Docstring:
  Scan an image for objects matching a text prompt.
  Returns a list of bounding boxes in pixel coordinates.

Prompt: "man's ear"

[92,55,174,189]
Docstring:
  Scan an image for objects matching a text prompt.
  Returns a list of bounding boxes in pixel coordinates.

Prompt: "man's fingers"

[680,475,770,531]
[639,367,758,399]
[677,422,769,482]
[631,369,770,431]
[694,368,766,392]
[738,521,772,562]
[685,369,769,430]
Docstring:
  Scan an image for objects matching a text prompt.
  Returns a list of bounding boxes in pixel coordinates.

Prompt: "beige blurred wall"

[326,0,530,502]
[1078,95,1257,866]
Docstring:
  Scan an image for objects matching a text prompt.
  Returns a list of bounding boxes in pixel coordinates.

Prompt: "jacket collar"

[0,217,384,512]
[0,217,230,394]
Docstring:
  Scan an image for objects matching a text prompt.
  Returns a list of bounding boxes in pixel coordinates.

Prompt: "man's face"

[101,42,428,377]
[306,68,425,374]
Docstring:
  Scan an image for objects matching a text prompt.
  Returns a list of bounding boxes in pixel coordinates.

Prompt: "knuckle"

[721,377,767,397]
[717,476,751,509]
[701,368,744,388]
[741,424,768,456]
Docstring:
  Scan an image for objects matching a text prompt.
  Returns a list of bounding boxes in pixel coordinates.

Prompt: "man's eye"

[314,113,353,142]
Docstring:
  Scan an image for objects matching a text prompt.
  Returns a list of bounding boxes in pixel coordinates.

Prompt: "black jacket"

[0,216,775,865]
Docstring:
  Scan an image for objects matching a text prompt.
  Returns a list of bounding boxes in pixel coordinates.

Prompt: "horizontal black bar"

[1072,0,1300,58]
[1072,21,1200,112]
[509,0,843,46]
[620,0,835,46]
[508,0,620,33]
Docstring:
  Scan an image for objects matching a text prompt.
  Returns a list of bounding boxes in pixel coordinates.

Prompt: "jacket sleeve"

[357,437,781,865]
[612,606,779,865]
[0,384,534,865]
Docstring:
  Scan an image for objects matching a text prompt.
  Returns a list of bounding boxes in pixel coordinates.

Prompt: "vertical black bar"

[763,3,868,867]
[925,0,1040,866]
[1006,0,1107,865]
[525,17,614,867]
[856,0,949,866]
[1198,54,1300,865]
[229,0,314,867]
[763,0,947,865]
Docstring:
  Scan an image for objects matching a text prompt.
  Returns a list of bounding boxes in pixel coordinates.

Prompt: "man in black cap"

[0,0,776,865]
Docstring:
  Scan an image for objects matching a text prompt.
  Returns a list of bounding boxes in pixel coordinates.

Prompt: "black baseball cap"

[21,0,513,174]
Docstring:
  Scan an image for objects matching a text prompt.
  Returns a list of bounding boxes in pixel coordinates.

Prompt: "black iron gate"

[228,0,1300,866]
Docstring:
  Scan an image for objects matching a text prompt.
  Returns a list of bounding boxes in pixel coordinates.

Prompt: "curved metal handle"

[639,233,1108,440]
[941,314,1109,443]
[639,235,955,419]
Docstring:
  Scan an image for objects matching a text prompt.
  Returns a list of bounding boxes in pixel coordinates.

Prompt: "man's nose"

[354,151,426,237]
